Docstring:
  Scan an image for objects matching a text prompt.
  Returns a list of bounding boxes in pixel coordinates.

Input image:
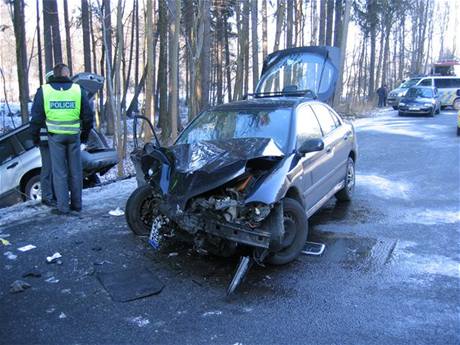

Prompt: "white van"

[417,76,460,107]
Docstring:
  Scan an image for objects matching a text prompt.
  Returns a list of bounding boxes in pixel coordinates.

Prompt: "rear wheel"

[125,185,160,236]
[267,198,308,266]
[24,175,41,201]
[336,157,355,202]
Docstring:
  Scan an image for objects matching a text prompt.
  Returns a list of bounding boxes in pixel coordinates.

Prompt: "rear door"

[255,46,340,103]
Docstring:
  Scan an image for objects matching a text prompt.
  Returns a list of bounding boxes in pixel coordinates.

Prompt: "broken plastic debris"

[168,252,179,257]
[1,238,11,246]
[22,270,42,278]
[109,207,125,216]
[18,244,36,252]
[45,276,60,284]
[202,311,223,317]
[46,252,62,263]
[4,251,17,260]
[10,280,31,293]
[127,316,150,327]
[59,312,67,319]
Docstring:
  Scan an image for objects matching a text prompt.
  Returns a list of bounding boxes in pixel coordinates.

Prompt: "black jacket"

[29,76,94,145]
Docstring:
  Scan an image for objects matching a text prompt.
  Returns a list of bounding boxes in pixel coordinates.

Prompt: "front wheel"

[266,198,309,266]
[125,185,160,236]
[335,157,355,202]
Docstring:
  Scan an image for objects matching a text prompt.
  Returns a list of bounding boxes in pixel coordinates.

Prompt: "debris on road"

[168,252,178,257]
[1,238,11,246]
[18,244,36,252]
[302,241,326,256]
[46,252,62,263]
[108,207,125,216]
[91,246,103,252]
[202,311,223,317]
[127,316,150,327]
[22,270,42,278]
[96,267,164,302]
[10,280,31,293]
[45,276,60,284]
[59,312,67,319]
[4,251,17,260]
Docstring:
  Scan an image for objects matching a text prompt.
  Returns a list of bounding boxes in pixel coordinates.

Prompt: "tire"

[24,174,41,201]
[125,184,160,236]
[392,106,398,110]
[267,198,309,266]
[83,174,101,188]
[335,157,355,202]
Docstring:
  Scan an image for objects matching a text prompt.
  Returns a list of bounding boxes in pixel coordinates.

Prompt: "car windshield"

[400,78,421,89]
[176,108,292,152]
[406,88,433,98]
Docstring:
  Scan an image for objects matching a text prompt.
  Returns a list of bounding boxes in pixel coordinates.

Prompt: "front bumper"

[387,96,400,106]
[399,105,433,114]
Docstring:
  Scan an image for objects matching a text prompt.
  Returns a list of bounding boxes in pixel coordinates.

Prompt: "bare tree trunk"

[36,0,43,85]
[49,0,63,64]
[158,0,168,132]
[286,0,293,48]
[144,0,155,141]
[319,0,326,45]
[43,0,54,71]
[200,0,211,109]
[325,0,334,45]
[63,0,73,74]
[333,0,343,48]
[224,18,232,101]
[215,0,224,104]
[367,0,377,99]
[103,0,114,134]
[262,0,268,59]
[233,2,244,100]
[334,0,351,104]
[81,0,92,72]
[251,0,259,90]
[311,0,318,45]
[166,0,180,142]
[242,0,249,96]
[11,0,29,123]
[274,0,285,52]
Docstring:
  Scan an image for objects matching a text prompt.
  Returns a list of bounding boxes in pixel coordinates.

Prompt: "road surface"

[1,109,459,345]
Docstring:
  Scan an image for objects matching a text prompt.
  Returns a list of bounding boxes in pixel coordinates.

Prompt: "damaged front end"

[130,133,287,257]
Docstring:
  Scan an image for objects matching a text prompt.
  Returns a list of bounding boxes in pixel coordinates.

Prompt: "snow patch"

[127,316,150,327]
[202,310,223,317]
[403,209,460,225]
[357,174,412,200]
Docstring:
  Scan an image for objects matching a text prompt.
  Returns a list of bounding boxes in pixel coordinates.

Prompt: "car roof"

[212,97,306,112]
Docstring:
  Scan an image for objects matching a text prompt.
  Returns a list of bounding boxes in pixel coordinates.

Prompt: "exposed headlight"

[398,91,407,97]
[399,102,406,106]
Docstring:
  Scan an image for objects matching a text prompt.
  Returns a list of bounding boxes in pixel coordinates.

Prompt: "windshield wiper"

[250,89,317,99]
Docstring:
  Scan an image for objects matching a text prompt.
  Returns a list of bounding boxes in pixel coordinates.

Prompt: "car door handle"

[7,162,18,169]
[343,131,352,141]
[326,146,332,154]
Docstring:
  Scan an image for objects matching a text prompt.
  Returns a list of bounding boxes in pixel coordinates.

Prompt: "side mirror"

[456,89,460,97]
[298,138,324,155]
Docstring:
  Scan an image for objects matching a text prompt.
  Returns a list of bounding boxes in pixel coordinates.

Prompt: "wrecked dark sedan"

[125,46,358,291]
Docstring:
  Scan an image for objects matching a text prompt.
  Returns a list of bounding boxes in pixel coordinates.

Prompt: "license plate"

[409,107,419,110]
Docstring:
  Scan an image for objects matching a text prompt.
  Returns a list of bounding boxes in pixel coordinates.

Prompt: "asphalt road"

[1,109,459,345]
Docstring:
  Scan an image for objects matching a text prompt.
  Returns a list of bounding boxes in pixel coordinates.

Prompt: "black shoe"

[70,205,82,212]
[51,208,70,216]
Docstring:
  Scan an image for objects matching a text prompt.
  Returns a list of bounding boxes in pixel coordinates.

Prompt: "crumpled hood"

[168,137,284,173]
[161,138,285,208]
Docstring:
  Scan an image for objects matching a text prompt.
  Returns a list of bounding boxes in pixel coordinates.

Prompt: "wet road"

[1,109,459,345]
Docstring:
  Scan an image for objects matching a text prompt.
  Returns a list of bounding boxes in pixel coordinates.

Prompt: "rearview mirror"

[298,138,324,155]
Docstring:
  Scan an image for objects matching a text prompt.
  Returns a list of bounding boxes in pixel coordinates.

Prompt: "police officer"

[30,63,94,215]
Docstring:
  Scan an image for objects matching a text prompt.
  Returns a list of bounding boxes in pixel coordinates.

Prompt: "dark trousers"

[378,96,385,107]
[39,145,54,202]
[48,133,82,213]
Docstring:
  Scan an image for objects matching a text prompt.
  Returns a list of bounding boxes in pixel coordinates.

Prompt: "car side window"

[419,79,432,87]
[311,104,337,136]
[295,105,323,148]
[15,129,35,151]
[0,136,19,165]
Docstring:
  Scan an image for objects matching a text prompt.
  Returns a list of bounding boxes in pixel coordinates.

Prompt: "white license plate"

[409,107,420,110]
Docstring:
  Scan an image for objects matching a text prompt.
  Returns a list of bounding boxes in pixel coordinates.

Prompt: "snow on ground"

[356,173,413,200]
[0,178,136,228]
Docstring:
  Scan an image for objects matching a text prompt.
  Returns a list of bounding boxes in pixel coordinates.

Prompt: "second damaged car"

[125,46,358,293]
